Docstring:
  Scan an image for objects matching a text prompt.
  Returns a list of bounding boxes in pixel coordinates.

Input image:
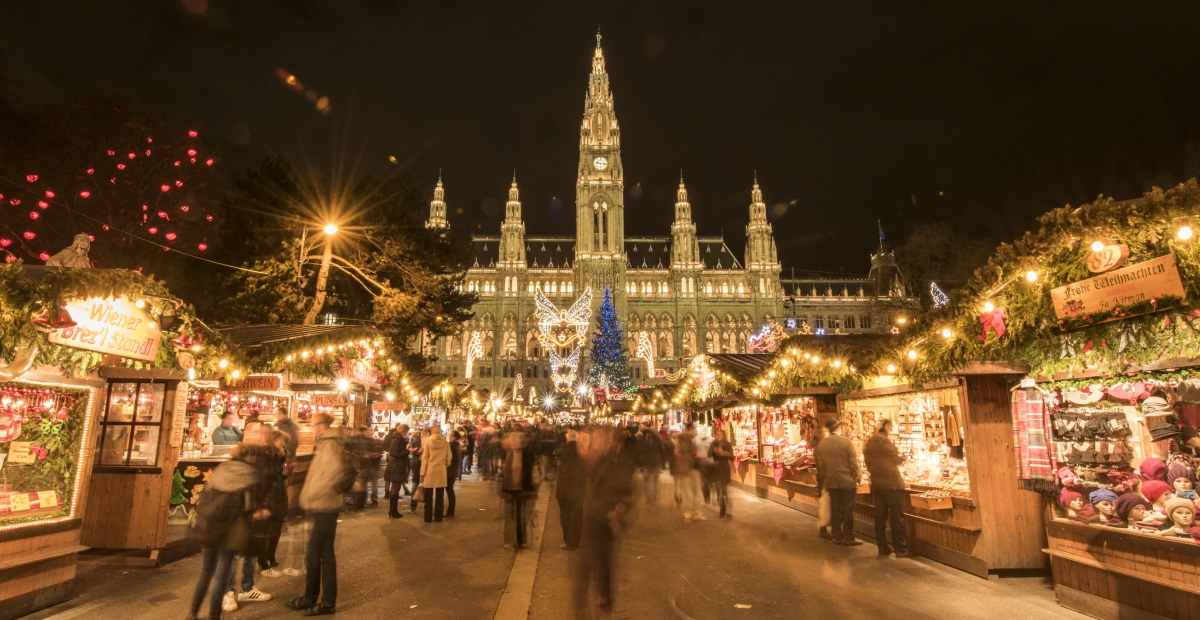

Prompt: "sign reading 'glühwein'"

[222,374,283,392]
[1050,255,1186,322]
[49,297,161,362]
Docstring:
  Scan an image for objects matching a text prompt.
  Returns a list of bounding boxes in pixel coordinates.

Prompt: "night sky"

[3,2,1200,276]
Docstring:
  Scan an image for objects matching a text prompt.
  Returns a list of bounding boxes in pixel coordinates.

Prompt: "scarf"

[1012,387,1057,495]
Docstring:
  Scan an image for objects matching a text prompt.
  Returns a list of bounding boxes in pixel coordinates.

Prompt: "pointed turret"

[745,174,780,297]
[671,172,699,266]
[425,170,449,231]
[500,172,525,265]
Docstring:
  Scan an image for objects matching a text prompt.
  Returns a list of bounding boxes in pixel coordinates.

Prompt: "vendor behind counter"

[211,410,243,445]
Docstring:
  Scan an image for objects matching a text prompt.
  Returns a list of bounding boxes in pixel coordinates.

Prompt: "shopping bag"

[413,485,426,502]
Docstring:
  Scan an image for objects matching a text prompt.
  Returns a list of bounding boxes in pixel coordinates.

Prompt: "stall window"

[97,381,167,467]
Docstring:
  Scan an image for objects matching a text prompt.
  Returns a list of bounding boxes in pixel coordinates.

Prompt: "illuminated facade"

[429,34,918,397]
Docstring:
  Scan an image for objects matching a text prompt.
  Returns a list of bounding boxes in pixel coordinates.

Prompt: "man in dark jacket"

[556,430,586,549]
[863,419,909,557]
[709,429,734,518]
[446,430,463,517]
[813,418,862,546]
[636,425,665,507]
[572,427,635,619]
[385,424,410,518]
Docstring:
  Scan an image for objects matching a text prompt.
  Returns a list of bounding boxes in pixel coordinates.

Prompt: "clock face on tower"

[592,156,608,171]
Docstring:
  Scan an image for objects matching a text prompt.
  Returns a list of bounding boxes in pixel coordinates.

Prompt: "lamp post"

[303,223,339,325]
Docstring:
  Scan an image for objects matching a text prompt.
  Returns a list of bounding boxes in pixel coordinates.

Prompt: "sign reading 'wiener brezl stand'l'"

[48,297,161,362]
[1050,255,1186,322]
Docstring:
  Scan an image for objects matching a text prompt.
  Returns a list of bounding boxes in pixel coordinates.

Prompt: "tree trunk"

[303,238,334,325]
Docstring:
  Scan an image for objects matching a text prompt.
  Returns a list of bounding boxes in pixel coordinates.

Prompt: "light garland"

[463,331,483,379]
[930,282,950,309]
[550,347,580,392]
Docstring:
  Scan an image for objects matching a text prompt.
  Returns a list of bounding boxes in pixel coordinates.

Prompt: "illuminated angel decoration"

[463,332,483,379]
[534,286,593,348]
[550,347,581,392]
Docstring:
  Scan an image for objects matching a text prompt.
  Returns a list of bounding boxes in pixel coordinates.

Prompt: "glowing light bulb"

[983,301,995,312]
[1026,270,1038,282]
[942,328,953,338]
[231,370,240,378]
[135,299,145,308]
[1180,226,1193,240]
[218,359,228,368]
[887,364,896,373]
[1091,241,1104,252]
[907,350,918,360]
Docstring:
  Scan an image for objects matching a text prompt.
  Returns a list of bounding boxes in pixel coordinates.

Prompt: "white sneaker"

[260,568,282,578]
[693,513,708,521]
[283,568,304,576]
[238,587,272,602]
[221,591,238,612]
[683,512,692,520]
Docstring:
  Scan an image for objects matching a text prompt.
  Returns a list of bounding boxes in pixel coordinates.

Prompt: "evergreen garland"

[586,287,633,392]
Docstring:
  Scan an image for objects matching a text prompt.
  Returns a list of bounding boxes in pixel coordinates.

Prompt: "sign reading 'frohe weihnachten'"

[1050,254,1186,321]
[48,297,161,362]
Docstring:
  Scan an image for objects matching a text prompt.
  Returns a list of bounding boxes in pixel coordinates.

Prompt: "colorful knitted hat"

[1089,488,1118,505]
[1114,493,1151,520]
[1142,480,1172,504]
[1139,457,1167,481]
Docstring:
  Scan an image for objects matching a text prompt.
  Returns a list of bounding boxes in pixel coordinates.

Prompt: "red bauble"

[25,174,37,182]
[165,232,177,241]
[149,227,158,234]
[197,243,207,251]
[80,191,90,198]
[160,184,169,192]
[29,212,39,220]
[188,130,198,137]
[22,232,35,240]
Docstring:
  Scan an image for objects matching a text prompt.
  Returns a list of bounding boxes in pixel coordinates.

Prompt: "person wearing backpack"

[186,443,261,620]
[286,413,348,616]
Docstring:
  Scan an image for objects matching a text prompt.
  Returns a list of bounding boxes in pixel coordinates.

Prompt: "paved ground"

[27,471,1087,620]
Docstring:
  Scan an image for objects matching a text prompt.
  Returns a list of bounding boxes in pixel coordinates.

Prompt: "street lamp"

[323,223,339,235]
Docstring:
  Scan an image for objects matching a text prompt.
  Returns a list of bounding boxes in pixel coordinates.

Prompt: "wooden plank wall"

[79,382,182,551]
[1048,522,1200,619]
[962,375,1048,570]
[0,529,81,620]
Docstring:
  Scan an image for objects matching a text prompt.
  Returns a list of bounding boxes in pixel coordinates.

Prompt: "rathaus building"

[426,35,918,397]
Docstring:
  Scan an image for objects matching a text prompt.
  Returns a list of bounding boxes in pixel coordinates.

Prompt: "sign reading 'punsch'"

[49,297,161,362]
[1050,255,1187,321]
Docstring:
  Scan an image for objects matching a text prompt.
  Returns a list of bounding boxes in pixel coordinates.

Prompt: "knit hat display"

[1114,493,1151,520]
[1089,488,1118,506]
[1168,461,1195,485]
[1058,488,1084,507]
[1108,470,1141,494]
[1141,480,1172,504]
[1141,396,1174,418]
[1163,497,1196,521]
[1139,457,1167,481]
[1149,422,1182,442]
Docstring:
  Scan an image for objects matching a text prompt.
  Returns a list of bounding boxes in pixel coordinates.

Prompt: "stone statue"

[45,233,92,268]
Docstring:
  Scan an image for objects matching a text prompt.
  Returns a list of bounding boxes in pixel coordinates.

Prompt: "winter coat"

[498,448,538,496]
[275,418,300,461]
[448,440,463,480]
[708,440,734,484]
[556,441,586,501]
[211,424,243,445]
[420,433,453,488]
[203,458,259,551]
[385,435,410,483]
[814,433,860,490]
[673,433,697,474]
[637,432,665,470]
[300,426,348,513]
[249,445,288,521]
[863,432,906,491]
[583,446,636,523]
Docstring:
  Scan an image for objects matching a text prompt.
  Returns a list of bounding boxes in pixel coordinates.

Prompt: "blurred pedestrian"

[385,424,410,519]
[636,424,665,507]
[227,422,284,604]
[499,431,539,549]
[463,421,477,475]
[571,427,635,620]
[257,430,291,576]
[814,418,862,546]
[409,427,427,514]
[286,413,349,615]
[673,425,705,520]
[709,429,734,518]
[421,426,453,522]
[864,419,909,557]
[446,429,463,517]
[694,429,714,505]
[186,443,260,620]
[556,430,585,549]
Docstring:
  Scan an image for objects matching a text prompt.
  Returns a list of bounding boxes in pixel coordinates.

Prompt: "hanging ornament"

[171,333,202,350]
[0,411,21,443]
[978,306,1007,342]
[930,282,950,309]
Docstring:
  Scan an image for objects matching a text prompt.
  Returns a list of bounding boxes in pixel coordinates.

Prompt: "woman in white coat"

[420,426,453,522]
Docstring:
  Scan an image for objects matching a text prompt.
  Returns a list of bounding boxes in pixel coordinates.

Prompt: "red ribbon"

[978,307,1007,342]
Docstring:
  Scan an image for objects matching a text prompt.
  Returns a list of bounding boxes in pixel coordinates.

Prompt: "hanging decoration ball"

[1180,226,1194,240]
[0,239,10,247]
[1025,270,1038,282]
[206,215,213,221]
[38,252,49,261]
[23,231,36,240]
[80,191,91,198]
[180,205,189,212]
[160,185,170,192]
[86,168,94,175]
[28,212,38,220]
[44,191,54,198]
[165,233,177,241]
[37,201,48,209]
[188,130,198,137]
[197,243,207,251]
[149,227,158,234]
[206,159,214,166]
[25,174,37,182]
[117,164,126,170]
[887,364,897,373]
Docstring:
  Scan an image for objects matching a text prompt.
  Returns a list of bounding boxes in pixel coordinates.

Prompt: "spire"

[596,28,602,48]
[506,173,521,218]
[750,173,764,210]
[425,171,448,231]
[676,172,688,205]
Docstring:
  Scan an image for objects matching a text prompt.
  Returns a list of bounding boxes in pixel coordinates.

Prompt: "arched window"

[705,281,712,295]
[759,278,765,294]
[683,331,696,357]
[705,332,716,353]
[722,282,729,295]
[721,331,733,353]
[738,331,748,354]
[860,315,871,329]
[658,333,672,358]
[738,282,744,294]
[483,333,494,356]
[503,331,517,357]
[844,315,856,329]
[705,314,718,328]
[828,316,841,329]
[644,314,656,330]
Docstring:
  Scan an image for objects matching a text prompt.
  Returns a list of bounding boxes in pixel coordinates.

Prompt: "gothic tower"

[425,171,449,231]
[670,174,699,266]
[745,174,781,300]
[500,173,526,265]
[575,31,625,295]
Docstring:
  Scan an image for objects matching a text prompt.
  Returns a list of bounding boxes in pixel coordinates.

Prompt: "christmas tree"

[170,470,188,505]
[587,287,633,391]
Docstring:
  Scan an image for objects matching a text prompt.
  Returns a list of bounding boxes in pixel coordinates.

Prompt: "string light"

[1090,241,1104,252]
[1180,226,1193,240]
[942,328,954,338]
[907,350,918,360]
[1025,270,1038,282]
[983,301,995,312]
[887,364,896,373]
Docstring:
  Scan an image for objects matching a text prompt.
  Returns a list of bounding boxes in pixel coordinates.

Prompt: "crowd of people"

[183,416,758,619]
